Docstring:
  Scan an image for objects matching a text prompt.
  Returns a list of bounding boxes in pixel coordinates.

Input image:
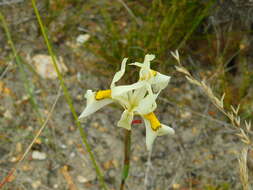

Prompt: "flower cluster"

[79,54,175,151]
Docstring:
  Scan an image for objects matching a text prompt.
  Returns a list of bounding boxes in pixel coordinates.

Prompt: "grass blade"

[30,0,108,189]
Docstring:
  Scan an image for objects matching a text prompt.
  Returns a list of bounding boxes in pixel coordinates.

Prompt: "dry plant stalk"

[171,50,251,190]
[0,87,61,189]
[61,165,78,190]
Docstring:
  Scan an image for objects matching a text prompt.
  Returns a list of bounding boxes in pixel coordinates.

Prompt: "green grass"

[85,0,214,75]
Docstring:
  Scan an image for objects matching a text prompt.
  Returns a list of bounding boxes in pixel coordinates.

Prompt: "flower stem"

[120,129,131,190]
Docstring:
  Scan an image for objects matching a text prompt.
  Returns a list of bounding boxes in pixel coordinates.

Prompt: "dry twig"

[0,86,61,188]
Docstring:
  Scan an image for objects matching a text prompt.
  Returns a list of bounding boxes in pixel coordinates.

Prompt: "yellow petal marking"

[151,70,157,77]
[140,69,157,80]
[95,89,111,100]
[144,112,161,131]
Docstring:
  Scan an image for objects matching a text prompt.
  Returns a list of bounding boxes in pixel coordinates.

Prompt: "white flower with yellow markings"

[130,54,171,94]
[78,55,174,151]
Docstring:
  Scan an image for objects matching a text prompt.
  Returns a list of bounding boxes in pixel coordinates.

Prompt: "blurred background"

[0,0,253,189]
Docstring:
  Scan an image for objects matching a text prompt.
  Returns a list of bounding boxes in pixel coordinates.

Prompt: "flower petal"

[142,117,174,151]
[110,58,128,88]
[130,54,155,68]
[144,54,155,64]
[131,86,147,103]
[130,54,170,93]
[130,54,155,80]
[135,86,158,115]
[117,110,134,130]
[78,90,113,120]
[150,73,171,93]
[135,94,157,115]
[111,80,146,98]
[157,124,175,136]
[143,117,157,151]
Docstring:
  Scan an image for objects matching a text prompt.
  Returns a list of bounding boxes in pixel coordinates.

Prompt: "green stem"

[120,129,132,190]
[30,1,107,189]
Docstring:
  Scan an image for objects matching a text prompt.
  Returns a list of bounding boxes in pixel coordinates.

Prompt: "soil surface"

[0,1,253,190]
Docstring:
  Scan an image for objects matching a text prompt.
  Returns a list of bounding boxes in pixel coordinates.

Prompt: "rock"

[53,184,59,189]
[31,180,41,189]
[3,110,12,119]
[77,175,88,183]
[32,54,68,79]
[32,151,47,160]
[76,34,90,44]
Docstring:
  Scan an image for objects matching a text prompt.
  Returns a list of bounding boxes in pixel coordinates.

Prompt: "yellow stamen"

[144,112,161,131]
[95,90,111,100]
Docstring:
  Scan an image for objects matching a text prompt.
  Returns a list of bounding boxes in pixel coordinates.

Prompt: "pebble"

[3,110,12,119]
[77,175,88,183]
[76,34,90,44]
[32,151,47,160]
[31,180,41,189]
[32,54,68,79]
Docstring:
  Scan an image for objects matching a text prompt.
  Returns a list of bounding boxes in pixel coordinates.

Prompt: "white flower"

[78,89,114,119]
[78,57,150,120]
[130,54,171,93]
[141,112,175,151]
[78,55,175,151]
[115,85,158,130]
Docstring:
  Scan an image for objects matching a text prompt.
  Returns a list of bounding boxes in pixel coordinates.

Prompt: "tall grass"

[86,0,214,75]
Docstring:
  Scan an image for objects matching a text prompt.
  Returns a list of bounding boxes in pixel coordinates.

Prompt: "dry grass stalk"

[0,87,61,188]
[239,147,249,190]
[172,50,251,190]
[61,165,78,190]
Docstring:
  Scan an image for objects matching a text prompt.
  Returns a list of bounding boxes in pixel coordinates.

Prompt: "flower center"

[95,90,111,100]
[144,112,161,131]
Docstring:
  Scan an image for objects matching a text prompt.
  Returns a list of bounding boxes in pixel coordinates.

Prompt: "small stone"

[172,183,181,189]
[92,122,100,128]
[3,110,12,119]
[77,175,88,183]
[31,180,41,189]
[180,111,192,119]
[9,157,18,162]
[32,151,47,160]
[76,34,90,44]
[53,184,59,189]
[108,169,116,178]
[32,54,68,79]
[67,140,74,145]
[60,144,67,149]
[70,152,76,158]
